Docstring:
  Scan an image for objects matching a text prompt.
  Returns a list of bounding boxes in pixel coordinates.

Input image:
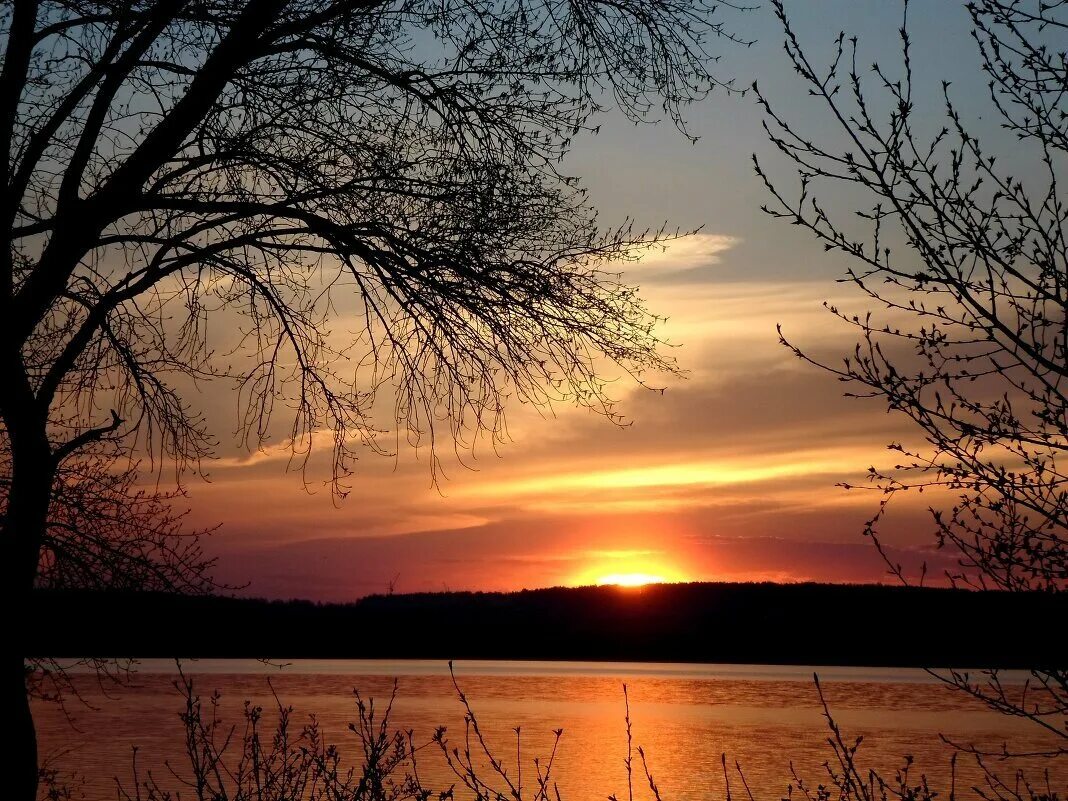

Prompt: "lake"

[34,660,1064,800]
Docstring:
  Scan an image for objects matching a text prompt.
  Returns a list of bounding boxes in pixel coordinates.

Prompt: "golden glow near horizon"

[462,450,868,505]
[595,572,670,587]
[577,551,691,588]
[183,242,931,598]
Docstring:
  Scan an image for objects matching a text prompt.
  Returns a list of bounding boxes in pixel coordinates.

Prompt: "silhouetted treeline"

[22,582,1067,668]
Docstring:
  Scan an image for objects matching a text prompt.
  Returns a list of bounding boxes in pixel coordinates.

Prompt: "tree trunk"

[5,652,37,801]
[3,400,54,801]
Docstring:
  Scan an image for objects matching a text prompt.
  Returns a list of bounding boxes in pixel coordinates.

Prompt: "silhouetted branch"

[755,0,1067,769]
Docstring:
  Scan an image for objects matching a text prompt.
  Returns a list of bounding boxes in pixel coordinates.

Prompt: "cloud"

[207,502,946,601]
[181,257,943,600]
[621,233,741,285]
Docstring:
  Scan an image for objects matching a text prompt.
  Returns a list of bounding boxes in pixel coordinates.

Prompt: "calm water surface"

[35,660,1065,800]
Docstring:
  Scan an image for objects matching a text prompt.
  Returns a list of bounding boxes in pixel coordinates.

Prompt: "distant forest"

[21,582,1065,668]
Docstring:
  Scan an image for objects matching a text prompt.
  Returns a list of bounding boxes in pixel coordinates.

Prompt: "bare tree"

[2,425,218,801]
[2,435,216,594]
[755,0,1065,773]
[3,408,218,798]
[0,0,747,796]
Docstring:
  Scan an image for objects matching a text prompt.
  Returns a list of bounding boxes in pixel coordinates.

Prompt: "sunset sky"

[180,2,1000,600]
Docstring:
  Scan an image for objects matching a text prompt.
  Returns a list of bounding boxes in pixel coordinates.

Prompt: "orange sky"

[180,235,954,600]
[164,2,1000,601]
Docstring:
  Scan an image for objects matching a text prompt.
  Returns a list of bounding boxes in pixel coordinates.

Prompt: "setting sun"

[13,0,1062,796]
[595,572,669,587]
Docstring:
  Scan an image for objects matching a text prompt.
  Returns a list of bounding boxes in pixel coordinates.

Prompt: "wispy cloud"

[623,233,742,285]
[184,241,929,599]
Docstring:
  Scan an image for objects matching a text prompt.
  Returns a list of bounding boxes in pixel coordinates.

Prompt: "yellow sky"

[177,234,950,600]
